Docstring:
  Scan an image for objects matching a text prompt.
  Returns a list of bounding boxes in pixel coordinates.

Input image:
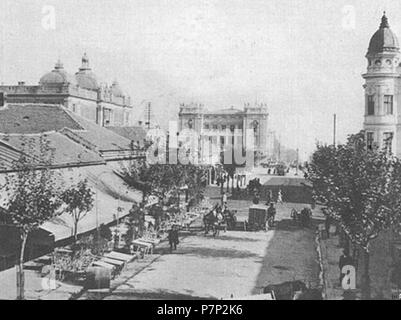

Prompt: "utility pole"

[333,114,337,147]
[278,139,281,162]
[145,102,151,130]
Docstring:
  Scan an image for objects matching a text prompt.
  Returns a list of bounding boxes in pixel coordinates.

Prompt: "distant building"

[0,54,134,127]
[178,103,270,164]
[363,13,401,156]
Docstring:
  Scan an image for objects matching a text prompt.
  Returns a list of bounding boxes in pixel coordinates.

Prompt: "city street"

[103,198,321,300]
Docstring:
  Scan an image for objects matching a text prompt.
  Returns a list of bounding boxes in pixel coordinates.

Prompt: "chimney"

[18,81,25,86]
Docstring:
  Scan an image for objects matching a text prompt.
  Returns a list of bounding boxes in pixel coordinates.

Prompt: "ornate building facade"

[0,54,133,127]
[178,103,270,164]
[363,13,401,155]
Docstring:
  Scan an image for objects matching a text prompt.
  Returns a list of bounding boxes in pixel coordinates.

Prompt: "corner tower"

[363,13,401,155]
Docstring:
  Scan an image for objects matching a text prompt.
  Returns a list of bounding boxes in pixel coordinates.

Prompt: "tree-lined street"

[101,198,321,300]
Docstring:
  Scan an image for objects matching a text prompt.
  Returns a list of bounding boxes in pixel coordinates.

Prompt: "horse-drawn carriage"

[290,207,312,227]
[203,205,238,237]
[262,280,322,300]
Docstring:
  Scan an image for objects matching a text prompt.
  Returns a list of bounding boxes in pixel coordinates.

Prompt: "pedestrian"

[253,191,260,205]
[168,225,180,252]
[266,190,273,205]
[277,189,283,204]
[267,202,276,222]
[338,249,354,285]
[222,192,227,206]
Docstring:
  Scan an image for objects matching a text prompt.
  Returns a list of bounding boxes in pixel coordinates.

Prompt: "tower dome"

[39,60,77,86]
[368,13,400,55]
[75,53,99,91]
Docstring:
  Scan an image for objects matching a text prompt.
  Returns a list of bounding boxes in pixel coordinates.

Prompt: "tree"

[0,135,63,300]
[61,179,94,243]
[306,131,401,299]
[182,164,209,206]
[121,161,209,214]
[121,161,184,204]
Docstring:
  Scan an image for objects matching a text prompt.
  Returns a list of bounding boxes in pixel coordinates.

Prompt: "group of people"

[212,170,247,188]
[252,189,283,206]
[265,189,283,205]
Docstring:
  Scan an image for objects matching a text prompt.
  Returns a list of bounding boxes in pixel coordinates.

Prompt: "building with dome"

[363,13,401,156]
[0,54,134,127]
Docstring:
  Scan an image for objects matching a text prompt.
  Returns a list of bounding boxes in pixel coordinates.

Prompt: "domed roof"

[40,60,77,86]
[111,81,124,97]
[75,53,99,91]
[368,13,400,55]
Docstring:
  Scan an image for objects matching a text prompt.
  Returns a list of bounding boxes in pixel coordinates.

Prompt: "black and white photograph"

[0,0,401,305]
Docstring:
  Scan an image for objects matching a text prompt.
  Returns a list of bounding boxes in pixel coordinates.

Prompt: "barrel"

[85,267,111,290]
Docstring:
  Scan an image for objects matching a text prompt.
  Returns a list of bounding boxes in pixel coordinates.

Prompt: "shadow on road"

[251,223,320,296]
[210,235,260,243]
[173,245,260,259]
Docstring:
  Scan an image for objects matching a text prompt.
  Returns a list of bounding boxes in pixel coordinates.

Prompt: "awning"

[0,165,143,242]
[41,165,143,242]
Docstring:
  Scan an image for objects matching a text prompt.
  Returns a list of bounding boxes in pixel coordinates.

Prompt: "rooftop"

[0,104,83,134]
[368,13,400,55]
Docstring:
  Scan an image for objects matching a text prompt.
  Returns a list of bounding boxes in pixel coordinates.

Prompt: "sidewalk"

[0,266,83,300]
[317,234,346,300]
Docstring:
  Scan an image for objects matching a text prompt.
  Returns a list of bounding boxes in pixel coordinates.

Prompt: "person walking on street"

[168,225,180,252]
[267,203,276,222]
[277,189,283,204]
[222,192,228,206]
[266,190,273,205]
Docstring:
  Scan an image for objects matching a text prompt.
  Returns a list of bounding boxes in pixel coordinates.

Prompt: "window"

[222,125,226,131]
[367,95,375,115]
[384,132,394,153]
[103,109,111,126]
[367,132,374,150]
[384,95,394,115]
[204,124,210,130]
[213,125,218,130]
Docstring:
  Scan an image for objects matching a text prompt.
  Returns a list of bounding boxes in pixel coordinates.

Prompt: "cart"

[246,205,270,231]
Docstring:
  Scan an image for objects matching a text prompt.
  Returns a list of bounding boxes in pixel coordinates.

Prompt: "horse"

[263,281,307,300]
[203,210,219,237]
[294,288,323,300]
[222,209,237,230]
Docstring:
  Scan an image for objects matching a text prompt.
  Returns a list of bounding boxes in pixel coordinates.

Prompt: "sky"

[1,0,400,160]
